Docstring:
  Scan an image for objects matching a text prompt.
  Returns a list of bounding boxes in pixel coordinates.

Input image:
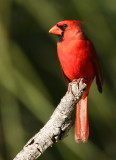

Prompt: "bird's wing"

[92,50,103,93]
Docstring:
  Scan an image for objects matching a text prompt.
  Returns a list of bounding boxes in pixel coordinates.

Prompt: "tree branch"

[13,79,87,160]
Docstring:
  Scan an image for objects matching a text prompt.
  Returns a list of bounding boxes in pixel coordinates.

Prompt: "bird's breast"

[57,39,95,81]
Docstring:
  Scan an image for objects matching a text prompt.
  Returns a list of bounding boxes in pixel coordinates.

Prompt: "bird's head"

[49,20,84,42]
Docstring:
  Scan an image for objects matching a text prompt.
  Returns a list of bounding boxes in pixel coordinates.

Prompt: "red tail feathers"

[75,96,89,142]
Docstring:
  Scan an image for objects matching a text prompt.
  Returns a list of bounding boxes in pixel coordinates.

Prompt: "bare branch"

[13,79,87,160]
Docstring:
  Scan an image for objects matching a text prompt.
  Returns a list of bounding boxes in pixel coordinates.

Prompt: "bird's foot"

[68,78,84,94]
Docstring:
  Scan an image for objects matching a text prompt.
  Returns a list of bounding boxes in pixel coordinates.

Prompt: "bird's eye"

[57,24,68,31]
[62,24,68,29]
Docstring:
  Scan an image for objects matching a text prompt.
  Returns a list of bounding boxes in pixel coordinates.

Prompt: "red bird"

[49,20,103,142]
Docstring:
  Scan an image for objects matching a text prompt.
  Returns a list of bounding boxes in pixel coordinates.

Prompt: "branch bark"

[13,79,87,160]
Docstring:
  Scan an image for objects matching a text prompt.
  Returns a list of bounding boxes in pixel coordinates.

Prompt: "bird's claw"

[68,78,84,94]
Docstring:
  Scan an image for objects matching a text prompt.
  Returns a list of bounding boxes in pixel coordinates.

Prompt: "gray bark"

[13,79,86,160]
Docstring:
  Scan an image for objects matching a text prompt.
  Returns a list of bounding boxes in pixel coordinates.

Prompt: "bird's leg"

[68,78,84,93]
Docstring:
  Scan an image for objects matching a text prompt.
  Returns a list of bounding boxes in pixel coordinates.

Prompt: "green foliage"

[0,0,116,159]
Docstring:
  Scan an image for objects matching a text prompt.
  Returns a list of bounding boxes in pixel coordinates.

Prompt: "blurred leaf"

[0,87,25,159]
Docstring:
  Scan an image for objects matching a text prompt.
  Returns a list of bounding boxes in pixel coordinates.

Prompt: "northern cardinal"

[49,20,103,142]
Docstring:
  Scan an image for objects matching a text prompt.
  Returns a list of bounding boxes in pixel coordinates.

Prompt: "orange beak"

[49,25,62,35]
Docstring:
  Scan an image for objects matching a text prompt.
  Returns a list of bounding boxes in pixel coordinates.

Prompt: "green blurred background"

[0,0,116,159]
